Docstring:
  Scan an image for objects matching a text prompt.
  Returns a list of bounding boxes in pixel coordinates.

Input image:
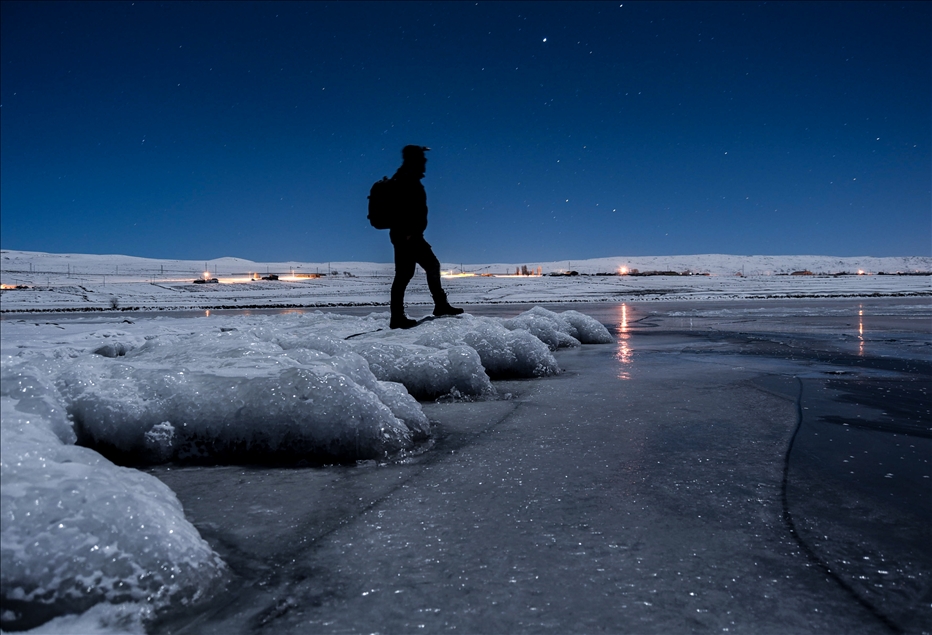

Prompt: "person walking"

[387,145,463,329]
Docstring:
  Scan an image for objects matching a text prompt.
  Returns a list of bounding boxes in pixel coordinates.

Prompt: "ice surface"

[2,250,928,633]
[0,367,226,631]
[0,306,613,630]
[118,299,927,635]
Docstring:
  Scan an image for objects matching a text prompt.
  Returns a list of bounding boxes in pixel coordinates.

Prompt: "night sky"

[1,1,929,264]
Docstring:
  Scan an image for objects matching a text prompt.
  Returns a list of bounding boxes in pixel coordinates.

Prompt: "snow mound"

[0,365,226,632]
[253,307,603,396]
[557,309,616,344]
[57,328,429,464]
[350,341,492,400]
[503,306,613,349]
[1,306,608,467]
[409,314,560,378]
[5,601,149,634]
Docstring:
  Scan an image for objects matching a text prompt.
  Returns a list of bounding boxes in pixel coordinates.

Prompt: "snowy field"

[1,251,930,634]
[1,250,929,313]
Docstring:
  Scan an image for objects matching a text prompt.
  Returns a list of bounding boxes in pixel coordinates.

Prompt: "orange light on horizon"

[217,276,257,284]
[619,266,629,275]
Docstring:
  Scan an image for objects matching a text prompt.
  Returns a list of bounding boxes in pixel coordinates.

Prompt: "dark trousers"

[391,234,446,316]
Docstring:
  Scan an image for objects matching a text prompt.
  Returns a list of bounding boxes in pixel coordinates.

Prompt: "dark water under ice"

[147,298,931,634]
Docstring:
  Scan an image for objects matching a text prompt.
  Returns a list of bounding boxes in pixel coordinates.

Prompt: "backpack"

[367,176,397,230]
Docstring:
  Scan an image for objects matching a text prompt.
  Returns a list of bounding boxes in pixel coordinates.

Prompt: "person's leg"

[412,237,463,316]
[411,237,444,303]
[390,241,418,328]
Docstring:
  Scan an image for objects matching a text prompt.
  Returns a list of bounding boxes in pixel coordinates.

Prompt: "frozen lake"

[116,299,929,634]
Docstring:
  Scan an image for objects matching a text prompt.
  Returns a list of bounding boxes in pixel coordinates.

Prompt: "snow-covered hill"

[2,250,929,278]
[1,250,929,313]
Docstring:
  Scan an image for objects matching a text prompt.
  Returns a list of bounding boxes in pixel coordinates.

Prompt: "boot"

[390,314,418,329]
[433,302,464,317]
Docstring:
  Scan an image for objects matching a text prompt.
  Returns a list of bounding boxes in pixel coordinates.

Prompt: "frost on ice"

[0,306,610,630]
[0,369,226,632]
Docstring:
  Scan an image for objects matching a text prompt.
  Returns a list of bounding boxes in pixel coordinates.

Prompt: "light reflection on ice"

[615,303,632,380]
[858,306,864,356]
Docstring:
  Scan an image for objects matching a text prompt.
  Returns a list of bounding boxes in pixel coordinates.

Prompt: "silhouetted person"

[389,145,463,329]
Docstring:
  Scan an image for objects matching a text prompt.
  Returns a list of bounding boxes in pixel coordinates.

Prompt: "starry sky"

[1,1,929,264]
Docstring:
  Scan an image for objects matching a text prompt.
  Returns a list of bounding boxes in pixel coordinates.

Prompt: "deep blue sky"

[1,1,929,263]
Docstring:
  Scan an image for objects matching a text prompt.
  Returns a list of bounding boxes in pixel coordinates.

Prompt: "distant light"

[543,38,547,42]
